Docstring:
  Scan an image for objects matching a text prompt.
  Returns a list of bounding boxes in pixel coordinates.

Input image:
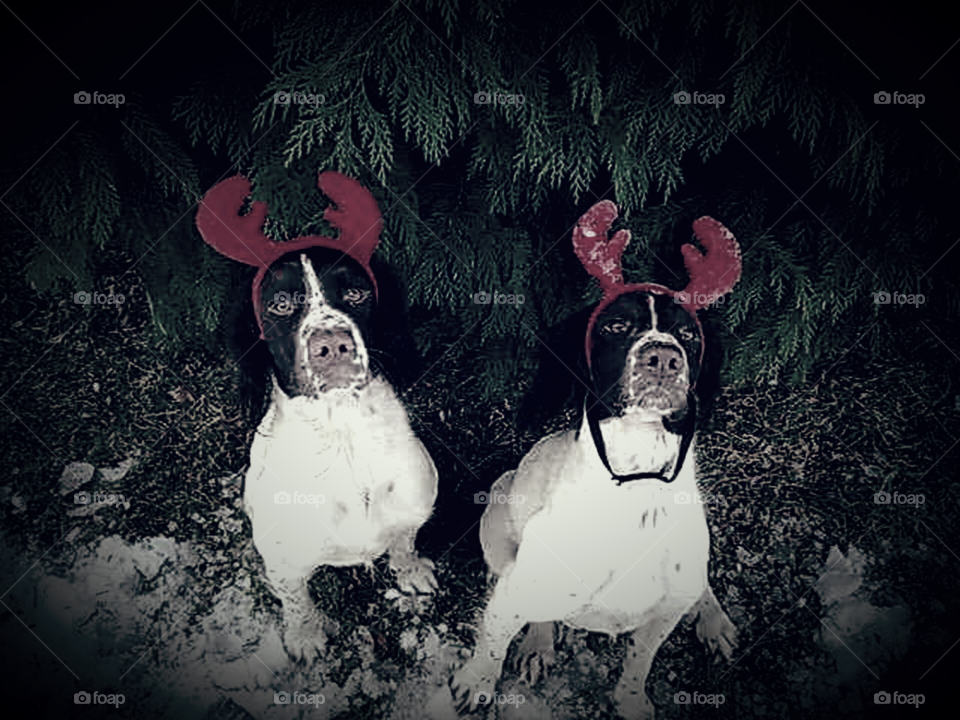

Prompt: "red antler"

[195,171,383,269]
[196,171,384,339]
[680,217,742,310]
[196,175,273,268]
[319,171,383,267]
[572,200,631,293]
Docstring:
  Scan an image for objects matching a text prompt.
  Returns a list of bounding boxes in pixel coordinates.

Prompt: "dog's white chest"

[243,380,435,572]
[512,473,709,634]
[246,419,378,560]
[258,418,375,507]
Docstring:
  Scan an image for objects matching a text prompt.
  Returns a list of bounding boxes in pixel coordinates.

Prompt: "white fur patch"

[478,408,708,635]
[245,375,437,575]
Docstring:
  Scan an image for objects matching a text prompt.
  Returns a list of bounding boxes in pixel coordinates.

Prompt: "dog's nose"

[634,344,685,385]
[307,328,357,365]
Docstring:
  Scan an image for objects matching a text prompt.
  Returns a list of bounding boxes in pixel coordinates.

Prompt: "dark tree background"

[3,0,957,394]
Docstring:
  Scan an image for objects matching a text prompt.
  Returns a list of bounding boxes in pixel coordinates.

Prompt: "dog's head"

[589,290,703,423]
[197,171,385,400]
[257,247,376,397]
[571,200,741,482]
[573,201,741,423]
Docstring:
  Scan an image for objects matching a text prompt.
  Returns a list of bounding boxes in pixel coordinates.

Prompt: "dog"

[451,200,740,717]
[196,171,438,662]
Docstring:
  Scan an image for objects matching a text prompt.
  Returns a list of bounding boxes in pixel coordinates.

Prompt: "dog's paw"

[391,553,438,595]
[282,617,327,664]
[695,603,738,662]
[513,622,557,685]
[515,647,555,686]
[450,658,498,714]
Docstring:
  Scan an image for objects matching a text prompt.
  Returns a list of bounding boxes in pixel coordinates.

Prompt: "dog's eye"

[266,292,296,316]
[343,288,371,306]
[601,321,629,335]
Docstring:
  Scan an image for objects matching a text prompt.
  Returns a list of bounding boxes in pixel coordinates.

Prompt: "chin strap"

[585,391,697,486]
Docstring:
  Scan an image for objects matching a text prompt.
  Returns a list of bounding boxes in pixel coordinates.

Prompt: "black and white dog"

[197,171,438,662]
[451,201,740,717]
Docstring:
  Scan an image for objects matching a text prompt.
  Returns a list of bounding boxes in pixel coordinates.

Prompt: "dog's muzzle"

[623,338,690,416]
[301,322,369,392]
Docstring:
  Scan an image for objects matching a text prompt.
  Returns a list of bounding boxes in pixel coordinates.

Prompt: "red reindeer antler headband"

[572,200,742,367]
[196,171,383,338]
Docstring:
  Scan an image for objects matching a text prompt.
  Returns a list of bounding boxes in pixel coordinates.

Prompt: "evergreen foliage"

[6,0,956,400]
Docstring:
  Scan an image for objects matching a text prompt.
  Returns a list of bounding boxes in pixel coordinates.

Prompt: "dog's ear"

[225,263,272,427]
[519,306,594,438]
[693,313,724,429]
[366,255,422,392]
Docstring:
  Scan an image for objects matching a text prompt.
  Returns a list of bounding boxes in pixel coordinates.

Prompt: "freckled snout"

[308,328,356,366]
[635,344,685,384]
[304,326,366,390]
[625,342,689,413]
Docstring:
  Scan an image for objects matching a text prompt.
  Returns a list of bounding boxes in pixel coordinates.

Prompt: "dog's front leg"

[387,526,437,594]
[263,563,327,663]
[613,609,688,719]
[692,585,738,660]
[450,581,527,713]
